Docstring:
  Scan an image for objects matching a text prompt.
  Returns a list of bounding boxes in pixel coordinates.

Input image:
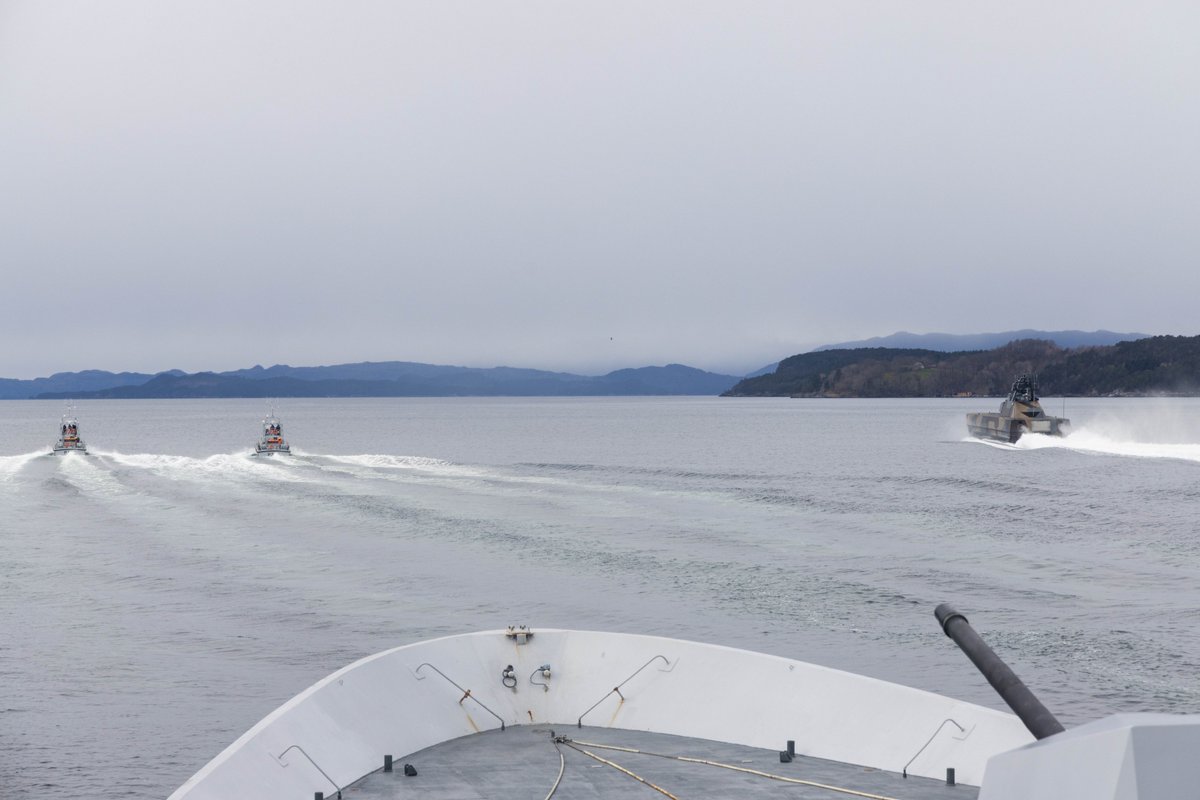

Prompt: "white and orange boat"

[51,409,87,455]
[253,412,291,456]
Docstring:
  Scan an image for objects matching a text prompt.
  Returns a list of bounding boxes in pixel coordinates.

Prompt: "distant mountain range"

[0,369,186,400]
[18,361,741,399]
[1,329,1163,399]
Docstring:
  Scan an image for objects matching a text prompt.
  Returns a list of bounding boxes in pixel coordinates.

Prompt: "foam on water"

[1015,429,1200,462]
[56,452,129,496]
[105,451,204,472]
[0,449,47,480]
[962,436,1021,450]
[965,428,1200,463]
[102,450,320,484]
[321,453,487,476]
[960,424,1200,462]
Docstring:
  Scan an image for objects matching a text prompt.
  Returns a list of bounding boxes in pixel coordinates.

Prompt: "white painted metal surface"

[979,713,1200,800]
[170,629,1033,799]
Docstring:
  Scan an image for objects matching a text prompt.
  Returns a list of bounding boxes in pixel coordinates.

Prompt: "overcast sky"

[2,2,1197,378]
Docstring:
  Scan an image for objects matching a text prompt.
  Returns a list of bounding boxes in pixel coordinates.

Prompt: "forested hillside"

[724,336,1200,397]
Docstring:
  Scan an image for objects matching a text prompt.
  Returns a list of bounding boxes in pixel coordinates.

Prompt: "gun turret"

[934,604,1064,740]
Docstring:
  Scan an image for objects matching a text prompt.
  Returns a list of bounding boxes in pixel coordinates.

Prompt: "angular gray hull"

[966,413,1024,443]
[965,412,1068,443]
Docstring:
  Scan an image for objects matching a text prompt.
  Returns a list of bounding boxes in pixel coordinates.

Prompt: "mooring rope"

[566,738,902,800]
[542,737,566,800]
[558,739,681,799]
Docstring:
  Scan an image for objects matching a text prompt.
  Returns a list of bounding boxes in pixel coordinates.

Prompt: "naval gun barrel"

[934,604,1065,740]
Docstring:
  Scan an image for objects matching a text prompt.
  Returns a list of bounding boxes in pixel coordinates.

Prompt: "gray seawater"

[3,396,1200,798]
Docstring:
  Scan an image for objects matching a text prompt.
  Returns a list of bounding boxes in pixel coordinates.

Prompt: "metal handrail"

[415,662,507,730]
[530,664,551,692]
[901,718,965,778]
[277,744,342,798]
[577,655,671,727]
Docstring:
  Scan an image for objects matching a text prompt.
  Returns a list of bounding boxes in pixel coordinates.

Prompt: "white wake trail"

[101,451,318,483]
[0,450,50,480]
[1015,430,1200,463]
[966,430,1200,463]
[57,452,129,496]
[320,453,486,477]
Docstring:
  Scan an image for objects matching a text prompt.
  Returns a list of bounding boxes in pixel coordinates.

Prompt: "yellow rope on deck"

[560,740,681,799]
[568,738,902,800]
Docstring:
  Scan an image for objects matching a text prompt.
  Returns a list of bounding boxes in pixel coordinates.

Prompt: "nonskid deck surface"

[344,726,975,799]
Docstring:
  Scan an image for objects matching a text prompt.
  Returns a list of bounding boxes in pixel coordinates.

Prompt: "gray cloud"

[2,1,1197,378]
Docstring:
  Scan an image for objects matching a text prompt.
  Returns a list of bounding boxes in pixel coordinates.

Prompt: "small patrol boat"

[966,374,1068,443]
[51,410,87,455]
[253,413,291,456]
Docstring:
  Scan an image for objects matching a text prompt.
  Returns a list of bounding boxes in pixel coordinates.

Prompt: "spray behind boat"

[935,604,1065,740]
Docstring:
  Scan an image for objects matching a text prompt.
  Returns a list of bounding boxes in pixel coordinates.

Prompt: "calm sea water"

[3,397,1200,798]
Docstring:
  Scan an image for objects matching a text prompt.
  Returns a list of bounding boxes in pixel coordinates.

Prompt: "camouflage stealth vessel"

[966,374,1069,443]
